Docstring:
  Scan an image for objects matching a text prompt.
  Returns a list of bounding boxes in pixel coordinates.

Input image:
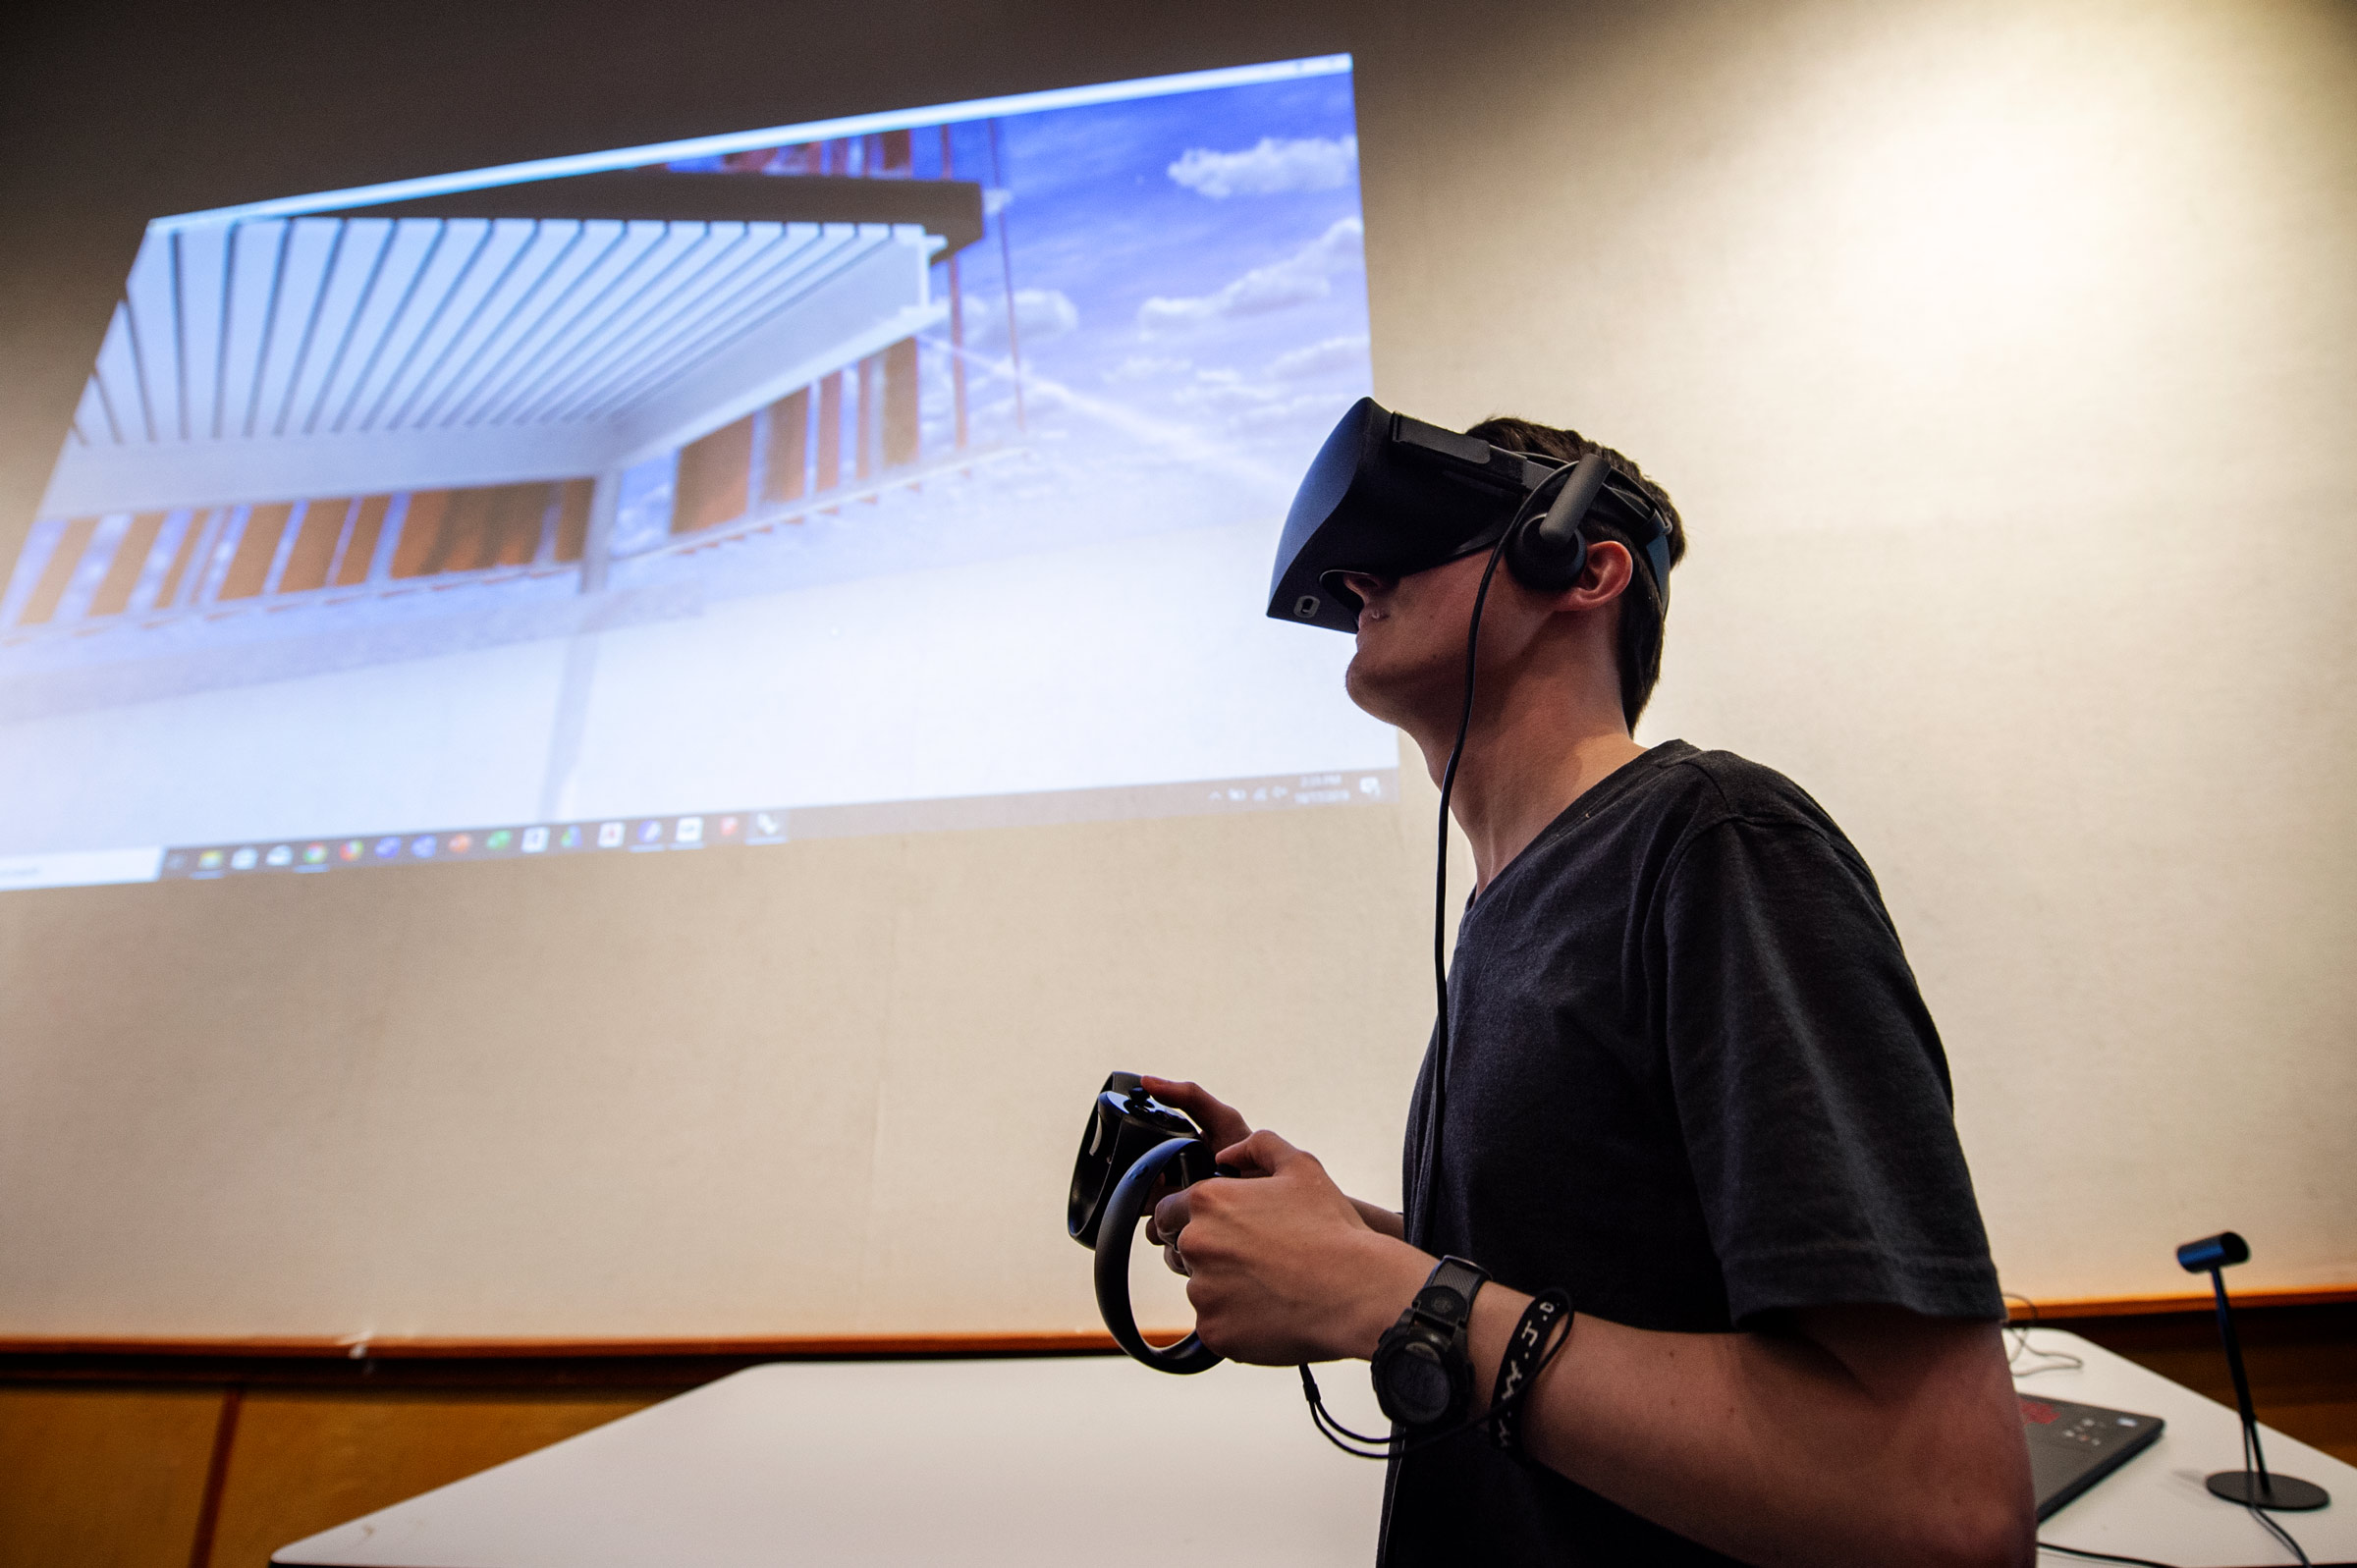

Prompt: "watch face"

[1382,1339,1457,1428]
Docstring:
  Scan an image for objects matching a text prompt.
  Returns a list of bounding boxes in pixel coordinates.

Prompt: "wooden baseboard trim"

[2006,1286,2357,1322]
[2,1287,2348,1367]
[0,1328,1136,1361]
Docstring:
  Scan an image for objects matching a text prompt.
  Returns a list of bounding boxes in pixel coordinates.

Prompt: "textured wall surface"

[1,0,2351,1336]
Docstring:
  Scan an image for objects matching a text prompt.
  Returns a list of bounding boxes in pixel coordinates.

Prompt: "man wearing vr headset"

[1143,404,2032,1566]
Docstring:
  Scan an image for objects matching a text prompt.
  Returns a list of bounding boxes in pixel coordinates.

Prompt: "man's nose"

[1337,570,1392,614]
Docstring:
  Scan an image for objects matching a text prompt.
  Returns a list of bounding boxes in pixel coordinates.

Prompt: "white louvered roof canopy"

[44,214,941,517]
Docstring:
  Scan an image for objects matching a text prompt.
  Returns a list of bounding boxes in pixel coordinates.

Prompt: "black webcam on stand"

[2175,1231,2330,1512]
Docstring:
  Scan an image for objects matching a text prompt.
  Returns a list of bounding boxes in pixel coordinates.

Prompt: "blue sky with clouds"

[602,68,1374,560]
[929,70,1373,480]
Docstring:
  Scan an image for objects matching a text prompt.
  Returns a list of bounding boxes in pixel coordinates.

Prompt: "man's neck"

[1423,692,1648,894]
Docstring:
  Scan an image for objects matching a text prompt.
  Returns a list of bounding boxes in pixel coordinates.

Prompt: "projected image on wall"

[0,56,1396,892]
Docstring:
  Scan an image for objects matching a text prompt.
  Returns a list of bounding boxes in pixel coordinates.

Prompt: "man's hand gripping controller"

[1067,1072,1229,1374]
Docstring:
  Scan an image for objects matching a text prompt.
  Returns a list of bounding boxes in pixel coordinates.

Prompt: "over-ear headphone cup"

[1504,515,1586,594]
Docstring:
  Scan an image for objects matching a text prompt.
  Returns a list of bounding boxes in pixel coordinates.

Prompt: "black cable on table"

[2036,1543,2182,1568]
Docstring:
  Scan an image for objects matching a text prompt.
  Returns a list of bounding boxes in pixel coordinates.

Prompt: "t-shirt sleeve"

[1659,814,2003,1325]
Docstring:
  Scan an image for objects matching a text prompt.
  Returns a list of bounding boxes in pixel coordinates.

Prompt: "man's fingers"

[1218,1126,1307,1177]
[1149,1186,1192,1245]
[1141,1075,1252,1149]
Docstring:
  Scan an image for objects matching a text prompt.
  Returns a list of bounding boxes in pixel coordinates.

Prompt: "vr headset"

[1266,397,1673,633]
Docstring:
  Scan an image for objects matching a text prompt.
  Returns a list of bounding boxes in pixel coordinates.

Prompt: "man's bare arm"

[1166,1129,2034,1568]
[1466,1290,2035,1568]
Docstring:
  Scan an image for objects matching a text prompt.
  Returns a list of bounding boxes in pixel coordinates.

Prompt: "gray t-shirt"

[1383,740,2002,1566]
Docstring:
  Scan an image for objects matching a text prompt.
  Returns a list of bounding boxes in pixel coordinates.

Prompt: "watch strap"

[1409,1256,1488,1330]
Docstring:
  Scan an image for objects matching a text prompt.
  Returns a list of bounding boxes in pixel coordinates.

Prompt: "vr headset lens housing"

[1267,397,1670,632]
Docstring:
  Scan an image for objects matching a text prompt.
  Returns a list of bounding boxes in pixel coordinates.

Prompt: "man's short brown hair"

[1464,416,1687,728]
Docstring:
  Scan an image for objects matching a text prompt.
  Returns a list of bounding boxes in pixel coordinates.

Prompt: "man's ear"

[1565,537,1635,612]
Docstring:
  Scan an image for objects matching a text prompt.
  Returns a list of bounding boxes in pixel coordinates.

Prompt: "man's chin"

[1347,648,1460,731]
[1344,653,1408,726]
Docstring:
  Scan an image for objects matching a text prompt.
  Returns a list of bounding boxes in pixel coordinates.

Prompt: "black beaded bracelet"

[1488,1288,1572,1455]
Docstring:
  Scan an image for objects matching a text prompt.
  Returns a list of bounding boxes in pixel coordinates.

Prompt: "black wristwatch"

[1371,1256,1488,1430]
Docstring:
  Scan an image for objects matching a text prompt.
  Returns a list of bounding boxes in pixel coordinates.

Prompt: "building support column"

[578,471,620,594]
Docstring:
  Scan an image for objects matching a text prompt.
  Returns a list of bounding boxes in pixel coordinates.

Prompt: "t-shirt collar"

[1469,738,1696,908]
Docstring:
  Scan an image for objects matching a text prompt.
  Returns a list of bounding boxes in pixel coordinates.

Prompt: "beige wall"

[1,0,2351,1338]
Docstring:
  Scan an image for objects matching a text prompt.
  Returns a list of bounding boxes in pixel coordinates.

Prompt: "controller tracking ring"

[1092,1136,1222,1375]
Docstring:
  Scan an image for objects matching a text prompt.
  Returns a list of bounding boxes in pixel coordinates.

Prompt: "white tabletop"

[274,1330,2355,1567]
[2015,1327,2353,1567]
[275,1354,1387,1567]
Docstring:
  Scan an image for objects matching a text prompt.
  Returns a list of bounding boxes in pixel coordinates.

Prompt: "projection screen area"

[0,56,1398,894]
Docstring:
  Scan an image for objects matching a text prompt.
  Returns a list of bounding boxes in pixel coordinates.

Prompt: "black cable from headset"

[1398,451,1676,1249]
[1405,478,1558,1249]
[1295,477,1562,1469]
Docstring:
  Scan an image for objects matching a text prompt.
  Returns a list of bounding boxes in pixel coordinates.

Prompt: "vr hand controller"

[1067,1072,1230,1374]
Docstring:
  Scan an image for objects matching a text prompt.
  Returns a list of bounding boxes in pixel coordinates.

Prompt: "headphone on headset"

[1502,444,1624,590]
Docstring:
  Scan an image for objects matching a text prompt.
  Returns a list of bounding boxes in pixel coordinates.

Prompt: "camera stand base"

[2206,1471,2330,1511]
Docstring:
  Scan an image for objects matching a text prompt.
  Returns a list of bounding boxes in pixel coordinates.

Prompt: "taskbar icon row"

[160,809,792,879]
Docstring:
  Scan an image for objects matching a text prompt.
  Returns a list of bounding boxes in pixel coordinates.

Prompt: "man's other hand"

[1148,1128,1428,1365]
[1138,1076,1251,1277]
[1140,1076,1404,1256]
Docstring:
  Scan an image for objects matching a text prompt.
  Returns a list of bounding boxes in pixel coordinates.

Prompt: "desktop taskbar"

[0,768,1400,892]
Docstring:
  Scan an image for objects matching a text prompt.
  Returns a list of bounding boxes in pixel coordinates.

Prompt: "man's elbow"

[1913,1484,2037,1568]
